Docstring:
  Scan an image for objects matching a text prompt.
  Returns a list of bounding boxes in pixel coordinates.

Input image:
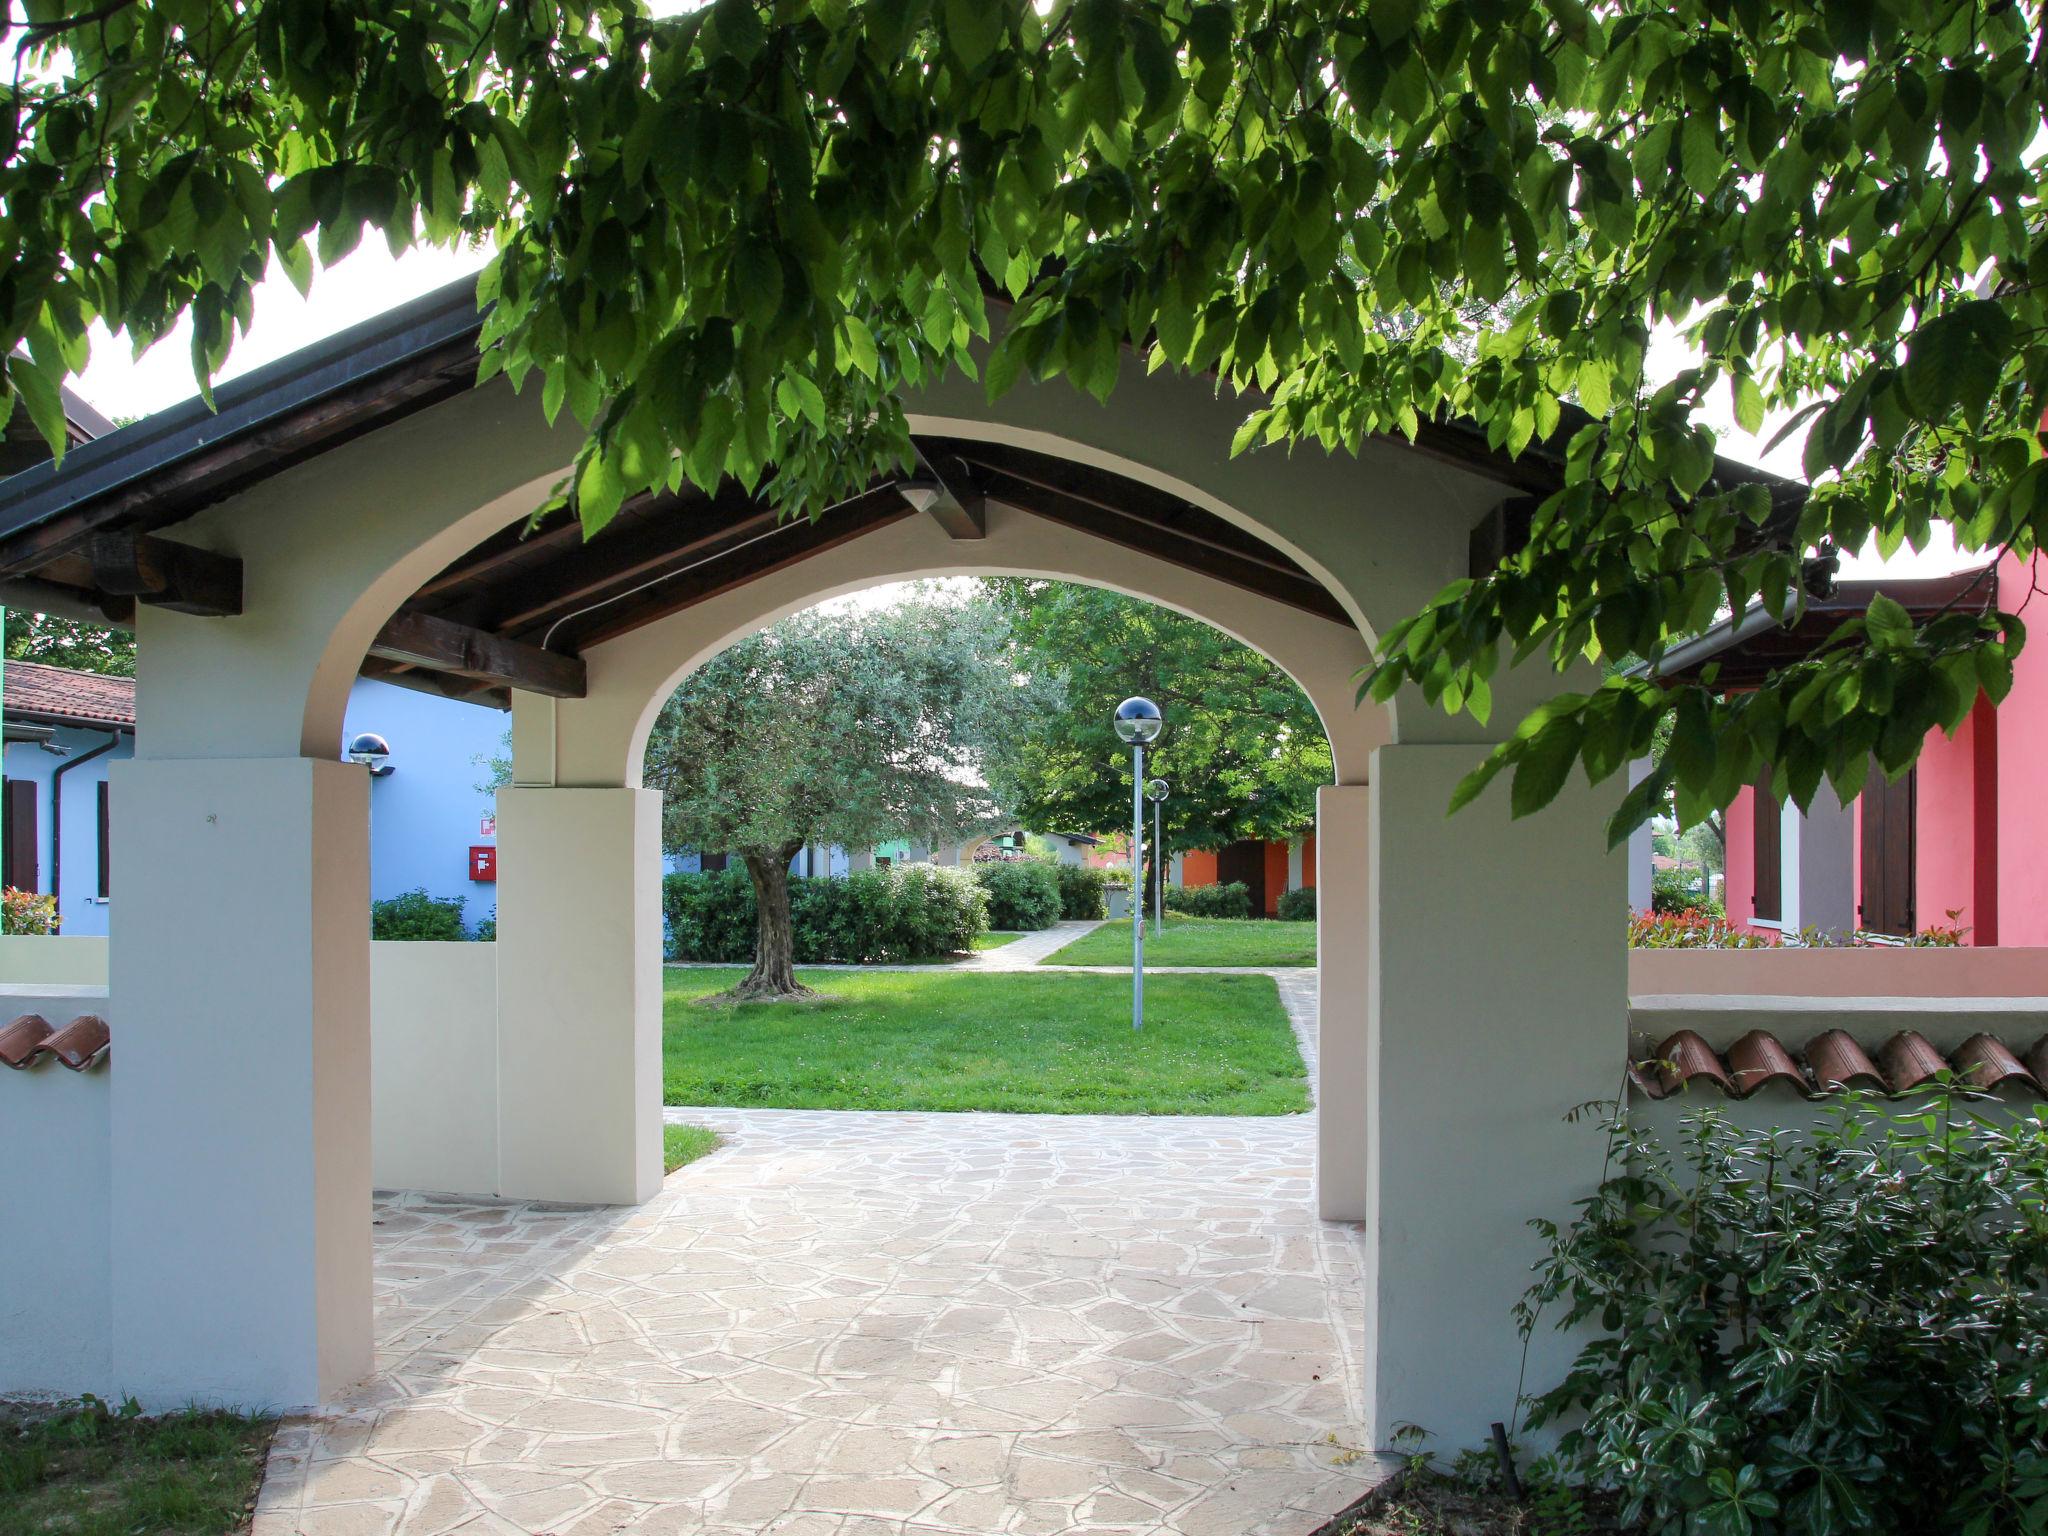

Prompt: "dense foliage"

[3,612,134,676]
[369,888,470,941]
[0,887,59,935]
[7,0,2043,840]
[983,581,1330,848]
[1522,1100,2048,1536]
[1627,906,1970,948]
[972,859,1062,931]
[662,864,986,964]
[1164,881,1253,919]
[1055,863,1110,921]
[1275,886,1315,922]
[644,597,1012,995]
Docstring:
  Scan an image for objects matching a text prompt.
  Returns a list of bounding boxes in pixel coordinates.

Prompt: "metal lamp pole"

[1147,779,1169,938]
[1114,698,1164,1033]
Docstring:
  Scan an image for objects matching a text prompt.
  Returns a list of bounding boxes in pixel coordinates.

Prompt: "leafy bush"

[1652,864,1720,915]
[1,887,58,935]
[1165,881,1252,919]
[663,864,987,963]
[371,888,469,941]
[1628,908,1773,949]
[974,859,1061,930]
[1275,886,1315,922]
[472,916,496,942]
[1521,1097,2048,1536]
[1054,862,1108,920]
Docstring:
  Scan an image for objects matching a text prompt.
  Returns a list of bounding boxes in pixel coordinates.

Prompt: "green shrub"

[973,859,1061,930]
[1522,1097,2048,1536]
[1054,863,1109,920]
[472,916,496,942]
[1275,886,1315,922]
[371,888,469,941]
[1651,863,1719,914]
[663,863,987,962]
[1165,881,1252,919]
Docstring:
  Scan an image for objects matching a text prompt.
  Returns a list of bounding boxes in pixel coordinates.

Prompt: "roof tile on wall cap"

[1805,1029,1886,1093]
[1879,1031,1950,1094]
[1635,1026,2048,1101]
[0,1012,109,1071]
[1726,1030,1806,1095]
[1952,1033,2041,1094]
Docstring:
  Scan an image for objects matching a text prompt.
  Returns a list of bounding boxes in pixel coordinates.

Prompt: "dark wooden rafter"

[89,530,243,617]
[369,608,586,698]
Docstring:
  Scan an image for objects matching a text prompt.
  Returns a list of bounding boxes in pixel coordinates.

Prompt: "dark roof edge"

[0,275,485,543]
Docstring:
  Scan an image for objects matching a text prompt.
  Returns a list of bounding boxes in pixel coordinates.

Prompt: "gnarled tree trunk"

[724,844,814,1002]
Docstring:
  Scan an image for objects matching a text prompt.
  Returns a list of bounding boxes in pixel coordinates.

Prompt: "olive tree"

[643,595,1013,1000]
[8,0,2043,839]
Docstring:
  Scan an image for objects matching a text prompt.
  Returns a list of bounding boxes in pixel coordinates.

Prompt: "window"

[1751,775,1781,922]
[97,780,110,899]
[1,777,36,892]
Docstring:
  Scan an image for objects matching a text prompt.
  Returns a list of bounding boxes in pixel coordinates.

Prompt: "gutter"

[1626,602,1786,682]
[50,730,123,920]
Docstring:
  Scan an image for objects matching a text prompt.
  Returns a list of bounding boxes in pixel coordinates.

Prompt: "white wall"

[0,1054,110,1396]
[370,942,498,1195]
[0,937,107,986]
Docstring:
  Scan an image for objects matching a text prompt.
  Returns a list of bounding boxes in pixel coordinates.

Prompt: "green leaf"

[1510,717,1583,819]
[841,315,879,381]
[1680,112,1721,199]
[1731,373,1764,435]
[6,355,67,459]
[1865,591,1914,650]
[943,0,1003,69]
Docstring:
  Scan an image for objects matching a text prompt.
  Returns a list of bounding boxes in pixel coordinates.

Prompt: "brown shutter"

[2,777,38,892]
[1751,777,1781,922]
[1860,759,1918,937]
[97,780,111,899]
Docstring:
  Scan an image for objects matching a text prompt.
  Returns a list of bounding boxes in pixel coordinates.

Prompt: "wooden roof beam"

[370,609,586,699]
[89,531,242,617]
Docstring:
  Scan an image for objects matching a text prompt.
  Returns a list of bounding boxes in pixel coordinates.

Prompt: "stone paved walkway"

[254,977,1378,1536]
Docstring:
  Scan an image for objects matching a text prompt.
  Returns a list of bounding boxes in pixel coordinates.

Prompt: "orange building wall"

[1303,834,1317,887]
[1182,849,1219,886]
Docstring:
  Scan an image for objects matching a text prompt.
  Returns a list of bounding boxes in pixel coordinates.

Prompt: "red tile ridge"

[40,1014,108,1070]
[1803,1029,1887,1094]
[1655,1030,1737,1097]
[0,1013,54,1068]
[1725,1030,1809,1097]
[1952,1033,2040,1094]
[1879,1031,1950,1093]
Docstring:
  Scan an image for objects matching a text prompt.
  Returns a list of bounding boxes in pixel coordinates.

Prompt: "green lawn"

[663,968,1307,1114]
[663,1123,722,1172]
[972,930,1025,950]
[0,1401,274,1536]
[1045,915,1316,967]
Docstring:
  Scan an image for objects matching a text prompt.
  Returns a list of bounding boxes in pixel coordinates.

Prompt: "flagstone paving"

[254,980,1379,1535]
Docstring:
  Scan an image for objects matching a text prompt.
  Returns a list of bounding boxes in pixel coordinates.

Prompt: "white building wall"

[0,1055,110,1395]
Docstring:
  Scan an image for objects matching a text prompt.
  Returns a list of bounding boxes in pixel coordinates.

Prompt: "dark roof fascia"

[0,276,485,547]
[2,708,134,733]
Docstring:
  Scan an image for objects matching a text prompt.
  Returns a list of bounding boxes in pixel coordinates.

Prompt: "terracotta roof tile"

[3,662,134,729]
[1637,1027,2048,1100]
[0,1012,108,1070]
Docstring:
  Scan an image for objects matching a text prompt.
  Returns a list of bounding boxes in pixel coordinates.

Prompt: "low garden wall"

[1630,944,2048,999]
[370,941,499,1196]
[0,934,108,987]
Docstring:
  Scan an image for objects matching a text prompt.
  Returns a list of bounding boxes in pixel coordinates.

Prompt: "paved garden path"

[255,975,1376,1536]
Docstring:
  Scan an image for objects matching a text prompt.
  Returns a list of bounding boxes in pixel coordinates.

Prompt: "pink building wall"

[1714,552,2044,945]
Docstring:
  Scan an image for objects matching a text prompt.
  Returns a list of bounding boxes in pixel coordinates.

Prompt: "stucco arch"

[519,501,1386,792]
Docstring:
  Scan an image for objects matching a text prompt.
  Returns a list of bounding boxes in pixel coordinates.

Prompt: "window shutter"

[1860,760,1918,937]
[97,780,111,899]
[1751,777,1781,922]
[2,777,38,892]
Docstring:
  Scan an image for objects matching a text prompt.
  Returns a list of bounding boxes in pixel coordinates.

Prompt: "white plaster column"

[493,786,662,1205]
[1286,839,1305,892]
[108,756,371,1410]
[1365,744,1621,1451]
[1316,785,1371,1222]
[1626,758,1653,914]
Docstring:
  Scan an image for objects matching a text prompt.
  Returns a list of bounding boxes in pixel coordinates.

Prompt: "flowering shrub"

[1,887,59,935]
[1627,908,1771,949]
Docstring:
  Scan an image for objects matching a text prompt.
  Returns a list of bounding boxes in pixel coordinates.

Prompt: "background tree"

[4,611,134,675]
[8,0,2043,842]
[980,581,1331,853]
[644,595,1014,1001]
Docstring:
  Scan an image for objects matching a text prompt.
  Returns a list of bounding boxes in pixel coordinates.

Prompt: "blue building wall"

[0,723,133,937]
[344,678,508,931]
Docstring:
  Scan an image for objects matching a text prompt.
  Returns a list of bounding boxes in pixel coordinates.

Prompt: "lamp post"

[1113,697,1164,1033]
[1147,778,1169,938]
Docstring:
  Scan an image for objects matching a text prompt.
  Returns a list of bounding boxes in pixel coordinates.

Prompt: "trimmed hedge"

[1054,863,1109,920]
[371,888,470,941]
[973,859,1061,930]
[1275,886,1316,922]
[1165,881,1253,919]
[663,864,987,963]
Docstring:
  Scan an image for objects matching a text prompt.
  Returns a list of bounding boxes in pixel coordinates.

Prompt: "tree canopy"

[3,611,135,675]
[642,595,1013,995]
[981,580,1330,849]
[8,0,2043,838]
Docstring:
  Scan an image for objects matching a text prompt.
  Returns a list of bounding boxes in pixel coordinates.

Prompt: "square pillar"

[1366,744,1622,1451]
[109,757,371,1410]
[1315,785,1370,1221]
[494,787,662,1205]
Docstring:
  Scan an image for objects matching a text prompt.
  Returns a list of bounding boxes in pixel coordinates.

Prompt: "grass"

[0,1398,275,1536]
[971,930,1025,950]
[662,967,1308,1115]
[663,1123,722,1172]
[1045,914,1316,967]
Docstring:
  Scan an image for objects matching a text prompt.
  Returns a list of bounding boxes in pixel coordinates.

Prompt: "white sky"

[72,243,1973,581]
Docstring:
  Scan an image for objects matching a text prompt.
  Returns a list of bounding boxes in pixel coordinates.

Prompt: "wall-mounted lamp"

[346,731,396,777]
